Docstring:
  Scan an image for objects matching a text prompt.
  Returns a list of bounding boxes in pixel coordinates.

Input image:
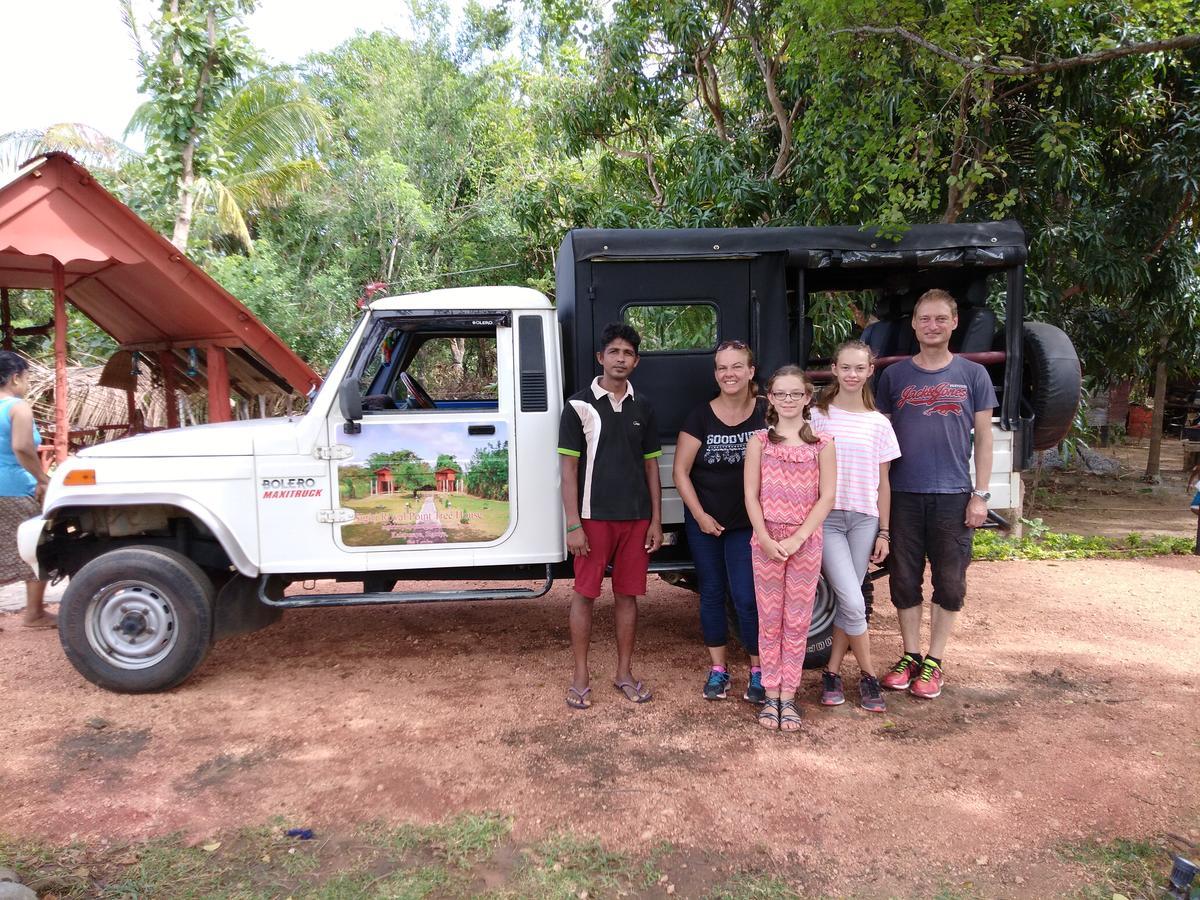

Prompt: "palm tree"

[0,123,136,176]
[127,70,331,250]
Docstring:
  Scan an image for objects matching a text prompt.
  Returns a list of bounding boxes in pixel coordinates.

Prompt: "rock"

[0,870,16,884]
[85,717,110,730]
[1077,446,1120,475]
[0,884,37,900]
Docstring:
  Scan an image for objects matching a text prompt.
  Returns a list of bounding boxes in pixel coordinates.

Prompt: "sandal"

[779,698,803,732]
[613,679,653,703]
[566,686,592,709]
[757,698,781,730]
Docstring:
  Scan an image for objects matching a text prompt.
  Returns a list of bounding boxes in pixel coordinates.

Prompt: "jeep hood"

[78,418,301,457]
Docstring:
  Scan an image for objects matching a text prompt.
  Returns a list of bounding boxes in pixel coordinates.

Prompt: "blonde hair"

[913,288,958,317]
[815,339,876,412]
[764,365,820,445]
[714,341,758,398]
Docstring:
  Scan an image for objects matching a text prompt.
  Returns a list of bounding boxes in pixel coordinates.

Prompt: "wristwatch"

[971,489,991,501]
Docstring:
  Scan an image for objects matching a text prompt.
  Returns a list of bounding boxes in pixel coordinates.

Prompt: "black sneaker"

[820,670,845,706]
[859,673,886,713]
[743,669,766,704]
[703,669,730,700]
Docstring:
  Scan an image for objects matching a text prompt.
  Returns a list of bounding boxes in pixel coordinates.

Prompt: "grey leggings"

[821,509,878,636]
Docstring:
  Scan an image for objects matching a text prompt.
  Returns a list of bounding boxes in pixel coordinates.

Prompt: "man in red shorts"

[559,322,663,709]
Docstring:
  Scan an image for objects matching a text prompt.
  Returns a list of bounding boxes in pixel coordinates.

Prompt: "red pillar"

[158,350,180,429]
[206,344,231,423]
[52,260,68,463]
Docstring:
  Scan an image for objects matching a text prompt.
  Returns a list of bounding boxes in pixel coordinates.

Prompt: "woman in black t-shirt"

[673,341,767,704]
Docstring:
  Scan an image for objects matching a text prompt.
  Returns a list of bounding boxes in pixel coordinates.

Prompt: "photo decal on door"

[337,422,510,547]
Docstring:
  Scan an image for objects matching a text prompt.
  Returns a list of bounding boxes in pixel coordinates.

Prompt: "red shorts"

[573,519,650,599]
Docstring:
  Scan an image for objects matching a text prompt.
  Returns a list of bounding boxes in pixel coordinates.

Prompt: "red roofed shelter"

[0,153,322,462]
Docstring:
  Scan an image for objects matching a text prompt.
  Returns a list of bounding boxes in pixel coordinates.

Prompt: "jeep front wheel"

[59,546,215,693]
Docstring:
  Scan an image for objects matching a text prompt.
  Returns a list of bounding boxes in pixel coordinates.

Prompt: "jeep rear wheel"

[59,546,215,693]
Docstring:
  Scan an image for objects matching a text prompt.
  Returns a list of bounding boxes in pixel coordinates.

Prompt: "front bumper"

[17,515,47,580]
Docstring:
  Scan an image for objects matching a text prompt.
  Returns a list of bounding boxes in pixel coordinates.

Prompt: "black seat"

[950,307,997,353]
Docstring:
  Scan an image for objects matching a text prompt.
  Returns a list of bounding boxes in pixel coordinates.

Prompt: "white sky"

[0,0,422,152]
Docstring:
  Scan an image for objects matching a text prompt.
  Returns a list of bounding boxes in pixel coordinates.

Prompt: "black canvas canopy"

[559,220,1028,268]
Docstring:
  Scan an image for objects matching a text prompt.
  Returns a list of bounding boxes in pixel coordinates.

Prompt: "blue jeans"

[684,509,759,655]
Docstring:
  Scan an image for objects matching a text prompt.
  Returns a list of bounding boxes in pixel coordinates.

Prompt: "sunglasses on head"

[716,340,749,351]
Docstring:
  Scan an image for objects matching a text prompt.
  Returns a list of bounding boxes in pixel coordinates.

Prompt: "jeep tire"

[59,545,215,693]
[1023,322,1082,450]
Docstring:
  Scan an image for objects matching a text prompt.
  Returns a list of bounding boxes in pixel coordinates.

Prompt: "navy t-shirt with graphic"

[875,356,997,494]
[679,398,766,530]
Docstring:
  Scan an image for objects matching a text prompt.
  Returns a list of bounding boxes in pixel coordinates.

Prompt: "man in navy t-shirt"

[875,289,997,699]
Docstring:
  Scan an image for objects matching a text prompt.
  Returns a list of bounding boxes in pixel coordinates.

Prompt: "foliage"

[465,440,509,499]
[972,520,1193,560]
[125,0,330,250]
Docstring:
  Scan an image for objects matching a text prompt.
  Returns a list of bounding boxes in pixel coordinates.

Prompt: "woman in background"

[0,351,52,627]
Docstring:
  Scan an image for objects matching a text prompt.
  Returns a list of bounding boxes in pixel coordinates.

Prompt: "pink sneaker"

[881,653,922,691]
[909,659,944,699]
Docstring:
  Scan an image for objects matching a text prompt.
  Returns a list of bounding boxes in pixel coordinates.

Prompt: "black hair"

[599,322,641,355]
[0,351,29,388]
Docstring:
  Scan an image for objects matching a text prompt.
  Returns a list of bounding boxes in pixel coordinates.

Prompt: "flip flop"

[21,616,57,630]
[566,686,592,710]
[613,679,652,703]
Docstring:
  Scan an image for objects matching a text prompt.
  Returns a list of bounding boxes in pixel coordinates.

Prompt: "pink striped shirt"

[809,405,900,517]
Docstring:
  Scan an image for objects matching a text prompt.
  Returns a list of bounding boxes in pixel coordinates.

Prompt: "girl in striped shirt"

[809,341,901,712]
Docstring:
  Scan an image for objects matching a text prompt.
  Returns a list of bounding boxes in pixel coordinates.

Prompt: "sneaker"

[909,659,944,699]
[820,671,845,706]
[703,668,730,700]
[743,670,766,704]
[859,674,887,712]
[881,653,923,691]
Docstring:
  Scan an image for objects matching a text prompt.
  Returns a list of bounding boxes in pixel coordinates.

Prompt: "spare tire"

[1023,322,1081,450]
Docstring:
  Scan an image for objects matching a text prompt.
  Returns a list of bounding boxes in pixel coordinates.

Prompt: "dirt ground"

[2,441,1199,896]
[1028,438,1198,540]
[3,550,1199,897]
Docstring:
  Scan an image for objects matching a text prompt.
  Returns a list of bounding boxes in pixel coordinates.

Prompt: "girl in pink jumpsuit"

[744,366,837,731]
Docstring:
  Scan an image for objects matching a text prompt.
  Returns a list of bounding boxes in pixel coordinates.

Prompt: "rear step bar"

[257,565,555,608]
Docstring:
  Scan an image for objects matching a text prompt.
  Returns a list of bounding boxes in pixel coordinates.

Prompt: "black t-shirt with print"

[679,398,766,530]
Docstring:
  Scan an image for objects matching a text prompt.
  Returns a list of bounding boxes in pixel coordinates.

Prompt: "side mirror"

[339,378,362,434]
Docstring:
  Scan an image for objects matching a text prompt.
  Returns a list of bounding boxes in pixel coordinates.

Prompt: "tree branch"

[829,27,1200,77]
[596,136,664,209]
[1144,190,1195,261]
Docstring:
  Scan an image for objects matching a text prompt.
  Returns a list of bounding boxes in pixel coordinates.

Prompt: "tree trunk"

[1143,342,1168,483]
[172,154,195,250]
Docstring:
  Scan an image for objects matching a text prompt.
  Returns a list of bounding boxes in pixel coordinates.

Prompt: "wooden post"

[52,260,68,463]
[125,386,138,433]
[1,287,12,351]
[205,344,231,423]
[158,350,180,429]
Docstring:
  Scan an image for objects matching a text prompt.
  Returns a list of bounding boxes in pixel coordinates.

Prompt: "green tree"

[434,453,464,474]
[465,441,509,499]
[124,0,330,250]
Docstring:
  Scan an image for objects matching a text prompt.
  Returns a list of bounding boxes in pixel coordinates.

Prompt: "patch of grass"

[360,812,511,868]
[506,831,639,898]
[973,520,1194,561]
[1059,837,1171,899]
[704,871,801,899]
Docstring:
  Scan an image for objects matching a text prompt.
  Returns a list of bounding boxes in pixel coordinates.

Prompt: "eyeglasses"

[769,390,809,401]
[716,340,748,351]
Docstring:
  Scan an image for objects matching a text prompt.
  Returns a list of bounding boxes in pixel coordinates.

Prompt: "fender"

[33,493,260,577]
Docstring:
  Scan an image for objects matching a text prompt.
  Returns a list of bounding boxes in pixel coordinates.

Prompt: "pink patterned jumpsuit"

[750,430,829,694]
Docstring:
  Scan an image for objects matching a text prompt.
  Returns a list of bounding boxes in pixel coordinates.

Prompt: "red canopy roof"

[0,152,320,396]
